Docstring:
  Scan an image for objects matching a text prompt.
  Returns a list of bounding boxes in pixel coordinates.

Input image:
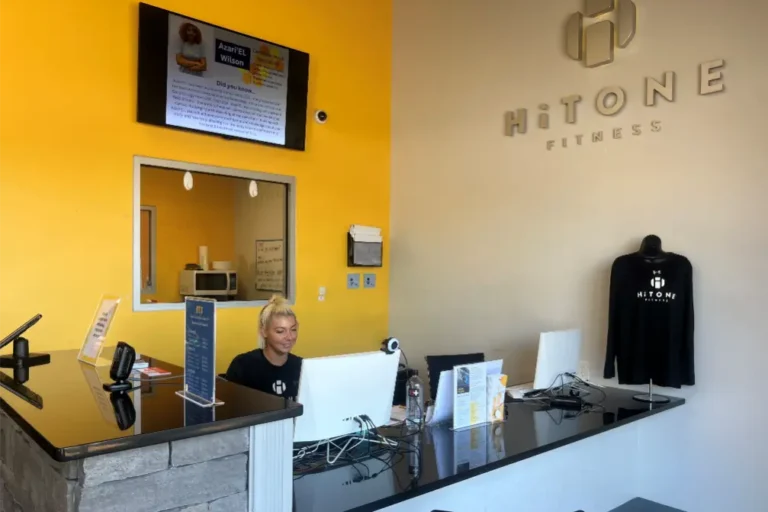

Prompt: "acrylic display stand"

[78,295,121,367]
[175,389,224,408]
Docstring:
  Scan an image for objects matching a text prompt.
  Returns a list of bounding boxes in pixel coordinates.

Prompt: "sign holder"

[184,395,216,426]
[450,360,506,432]
[176,297,223,408]
[78,295,121,366]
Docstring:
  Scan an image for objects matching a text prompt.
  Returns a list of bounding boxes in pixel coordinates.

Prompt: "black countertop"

[0,350,302,462]
[292,386,684,512]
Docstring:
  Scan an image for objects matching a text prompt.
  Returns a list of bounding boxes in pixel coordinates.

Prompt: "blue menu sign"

[180,297,218,406]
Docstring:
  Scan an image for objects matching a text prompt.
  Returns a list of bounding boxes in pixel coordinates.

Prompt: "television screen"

[137,3,310,150]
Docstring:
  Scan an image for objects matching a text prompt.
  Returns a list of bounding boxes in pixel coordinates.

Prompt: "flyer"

[452,362,488,430]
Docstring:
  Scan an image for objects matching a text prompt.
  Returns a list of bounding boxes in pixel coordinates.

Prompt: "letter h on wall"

[566,0,637,68]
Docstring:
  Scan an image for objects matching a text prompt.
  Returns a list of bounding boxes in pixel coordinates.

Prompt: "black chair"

[424,352,485,402]
[393,367,419,406]
[610,498,686,511]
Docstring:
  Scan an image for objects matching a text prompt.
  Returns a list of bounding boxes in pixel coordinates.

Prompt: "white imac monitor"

[533,329,582,391]
[293,350,401,443]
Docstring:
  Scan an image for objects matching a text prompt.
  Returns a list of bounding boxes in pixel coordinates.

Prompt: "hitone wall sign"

[504,0,726,150]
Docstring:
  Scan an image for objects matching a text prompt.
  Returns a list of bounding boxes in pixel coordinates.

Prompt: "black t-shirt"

[225,349,302,401]
[603,252,695,388]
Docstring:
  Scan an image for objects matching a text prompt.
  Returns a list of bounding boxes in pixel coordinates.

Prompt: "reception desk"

[293,387,684,512]
[0,350,302,512]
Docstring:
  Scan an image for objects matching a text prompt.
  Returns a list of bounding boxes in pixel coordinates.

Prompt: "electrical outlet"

[363,273,376,289]
[347,273,360,289]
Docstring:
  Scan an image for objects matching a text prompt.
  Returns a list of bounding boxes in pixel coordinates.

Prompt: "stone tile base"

[0,411,249,512]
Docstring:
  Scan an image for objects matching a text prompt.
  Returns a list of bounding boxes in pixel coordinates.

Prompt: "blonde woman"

[225,295,302,400]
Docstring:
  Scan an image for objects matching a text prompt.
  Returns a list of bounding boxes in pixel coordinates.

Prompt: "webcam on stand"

[381,337,400,354]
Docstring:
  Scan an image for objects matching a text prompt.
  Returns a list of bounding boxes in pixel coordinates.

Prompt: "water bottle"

[405,371,424,431]
[408,431,421,480]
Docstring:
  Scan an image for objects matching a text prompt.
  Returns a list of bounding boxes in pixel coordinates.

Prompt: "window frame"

[140,205,158,295]
[132,155,296,312]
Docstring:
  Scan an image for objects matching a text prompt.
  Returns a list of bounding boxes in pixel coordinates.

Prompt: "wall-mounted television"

[137,3,310,150]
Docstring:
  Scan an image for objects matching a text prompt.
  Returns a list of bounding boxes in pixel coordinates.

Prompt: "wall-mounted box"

[347,225,383,268]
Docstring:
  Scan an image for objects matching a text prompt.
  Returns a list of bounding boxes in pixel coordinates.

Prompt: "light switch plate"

[347,273,360,289]
[363,273,376,289]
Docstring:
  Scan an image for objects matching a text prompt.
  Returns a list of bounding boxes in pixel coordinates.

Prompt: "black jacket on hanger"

[603,252,695,388]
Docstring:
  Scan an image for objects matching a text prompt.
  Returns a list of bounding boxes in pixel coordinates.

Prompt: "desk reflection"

[294,455,396,512]
[0,371,43,409]
[429,421,506,479]
[80,363,140,433]
[293,387,684,512]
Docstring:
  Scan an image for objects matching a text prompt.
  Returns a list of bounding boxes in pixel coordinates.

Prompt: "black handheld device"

[0,314,42,351]
[0,314,50,372]
[102,342,136,392]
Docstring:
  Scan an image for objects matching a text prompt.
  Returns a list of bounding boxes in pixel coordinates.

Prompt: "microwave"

[179,270,237,297]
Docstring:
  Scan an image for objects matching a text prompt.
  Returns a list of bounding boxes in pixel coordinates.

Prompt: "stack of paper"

[349,225,382,243]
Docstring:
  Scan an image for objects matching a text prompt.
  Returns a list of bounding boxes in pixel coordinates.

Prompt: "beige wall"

[391,0,767,510]
[233,180,287,301]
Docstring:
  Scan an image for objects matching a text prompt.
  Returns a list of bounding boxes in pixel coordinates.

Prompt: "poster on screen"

[165,13,290,146]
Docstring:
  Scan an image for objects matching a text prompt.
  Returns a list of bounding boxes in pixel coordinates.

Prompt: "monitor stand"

[0,336,51,370]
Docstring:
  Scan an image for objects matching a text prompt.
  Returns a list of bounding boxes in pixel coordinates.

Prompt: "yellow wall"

[140,167,237,303]
[0,0,391,370]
